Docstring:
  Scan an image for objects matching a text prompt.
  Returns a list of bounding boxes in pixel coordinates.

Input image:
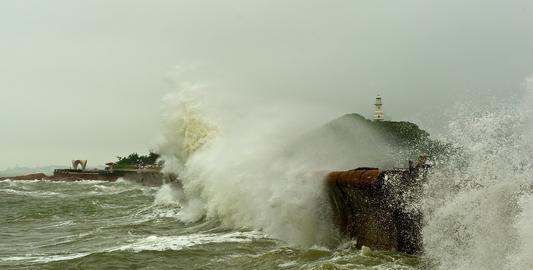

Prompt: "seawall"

[326,159,428,254]
[0,170,177,186]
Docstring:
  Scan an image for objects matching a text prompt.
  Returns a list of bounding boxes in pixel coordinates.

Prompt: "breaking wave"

[422,96,533,269]
[156,79,337,247]
[112,231,265,252]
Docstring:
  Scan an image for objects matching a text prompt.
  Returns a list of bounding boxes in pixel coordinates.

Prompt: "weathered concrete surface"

[327,162,427,254]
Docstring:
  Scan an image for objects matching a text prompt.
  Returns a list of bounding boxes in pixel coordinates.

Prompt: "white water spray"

[422,89,533,270]
[156,82,337,246]
[154,68,409,246]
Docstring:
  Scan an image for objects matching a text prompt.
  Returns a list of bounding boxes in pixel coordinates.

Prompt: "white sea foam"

[47,220,75,228]
[1,252,91,263]
[176,197,205,224]
[115,177,131,185]
[152,184,206,224]
[112,231,264,252]
[0,188,62,198]
[0,179,41,183]
[154,184,184,206]
[278,261,298,268]
[132,206,184,223]
[0,232,264,264]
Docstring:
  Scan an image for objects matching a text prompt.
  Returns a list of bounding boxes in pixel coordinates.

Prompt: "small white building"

[373,95,384,121]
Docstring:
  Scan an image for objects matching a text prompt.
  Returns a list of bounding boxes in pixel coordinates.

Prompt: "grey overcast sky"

[1,0,532,169]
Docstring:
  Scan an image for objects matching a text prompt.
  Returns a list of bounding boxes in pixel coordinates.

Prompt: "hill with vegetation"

[286,113,450,170]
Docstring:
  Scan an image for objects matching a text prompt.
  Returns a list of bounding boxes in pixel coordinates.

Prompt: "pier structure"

[49,160,174,186]
[326,155,430,254]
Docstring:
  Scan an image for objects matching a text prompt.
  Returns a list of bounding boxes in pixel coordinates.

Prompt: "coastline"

[0,171,176,186]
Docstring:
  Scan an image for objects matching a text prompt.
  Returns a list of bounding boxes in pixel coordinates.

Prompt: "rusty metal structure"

[327,156,430,254]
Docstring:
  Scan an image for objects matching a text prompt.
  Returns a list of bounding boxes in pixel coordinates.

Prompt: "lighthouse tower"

[373,95,384,121]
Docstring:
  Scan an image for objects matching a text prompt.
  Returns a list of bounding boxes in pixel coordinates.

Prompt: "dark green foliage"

[341,114,453,161]
[289,113,454,169]
[115,152,160,168]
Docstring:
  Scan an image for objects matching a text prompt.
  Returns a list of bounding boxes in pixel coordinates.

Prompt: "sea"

[0,179,419,270]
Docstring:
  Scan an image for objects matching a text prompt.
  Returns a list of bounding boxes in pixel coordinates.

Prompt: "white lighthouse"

[373,95,384,121]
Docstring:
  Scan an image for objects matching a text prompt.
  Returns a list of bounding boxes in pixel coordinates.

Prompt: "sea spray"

[508,194,533,269]
[155,76,342,246]
[153,184,205,224]
[154,184,183,206]
[163,114,337,245]
[510,75,533,269]
[421,97,533,270]
[157,81,217,175]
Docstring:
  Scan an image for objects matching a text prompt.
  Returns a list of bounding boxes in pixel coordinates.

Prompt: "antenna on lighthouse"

[373,94,384,121]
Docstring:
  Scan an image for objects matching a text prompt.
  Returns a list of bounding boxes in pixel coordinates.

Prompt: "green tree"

[115,152,160,168]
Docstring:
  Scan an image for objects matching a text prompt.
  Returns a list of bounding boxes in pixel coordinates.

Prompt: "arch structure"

[72,160,88,171]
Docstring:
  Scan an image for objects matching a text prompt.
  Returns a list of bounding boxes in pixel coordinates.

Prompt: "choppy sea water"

[0,179,418,270]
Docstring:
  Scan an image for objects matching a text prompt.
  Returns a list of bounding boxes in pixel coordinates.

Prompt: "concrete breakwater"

[326,156,430,255]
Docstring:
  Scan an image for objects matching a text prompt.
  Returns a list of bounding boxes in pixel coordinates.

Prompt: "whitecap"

[111,231,265,252]
[0,188,61,198]
[1,252,90,263]
[278,261,298,268]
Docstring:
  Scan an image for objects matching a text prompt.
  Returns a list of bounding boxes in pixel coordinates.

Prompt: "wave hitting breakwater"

[155,80,533,269]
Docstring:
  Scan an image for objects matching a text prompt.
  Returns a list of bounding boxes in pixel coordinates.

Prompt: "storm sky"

[1,0,532,169]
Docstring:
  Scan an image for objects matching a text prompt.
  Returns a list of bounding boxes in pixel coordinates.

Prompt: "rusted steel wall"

[326,167,423,254]
[326,168,382,189]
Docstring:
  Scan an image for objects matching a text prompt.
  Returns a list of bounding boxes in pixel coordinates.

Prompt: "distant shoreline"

[0,170,176,187]
[0,172,117,182]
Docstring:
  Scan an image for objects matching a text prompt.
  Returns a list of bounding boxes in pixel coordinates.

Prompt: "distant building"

[105,162,115,173]
[373,95,384,121]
